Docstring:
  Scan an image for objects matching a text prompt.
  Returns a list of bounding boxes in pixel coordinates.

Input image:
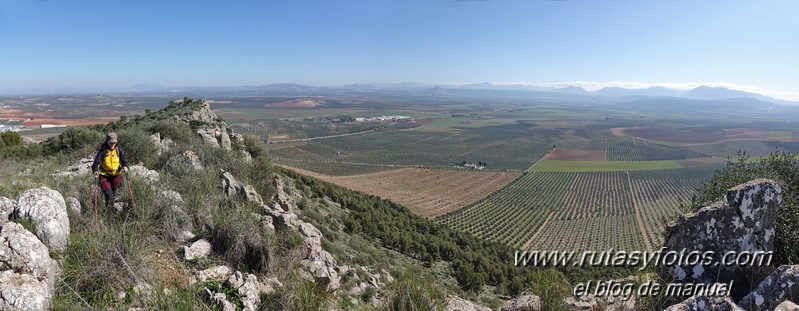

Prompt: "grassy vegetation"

[531,160,683,172]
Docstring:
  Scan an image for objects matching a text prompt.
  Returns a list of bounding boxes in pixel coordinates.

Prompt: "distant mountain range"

[1,82,794,105]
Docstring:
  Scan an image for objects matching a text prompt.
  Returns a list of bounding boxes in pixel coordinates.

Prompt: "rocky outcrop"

[14,186,70,253]
[203,288,236,311]
[65,196,81,215]
[150,132,173,155]
[739,265,799,311]
[502,293,542,311]
[660,179,780,298]
[0,196,15,225]
[446,295,492,311]
[52,152,95,178]
[775,301,799,311]
[298,222,340,292]
[160,190,195,243]
[226,271,274,311]
[171,150,203,170]
[273,176,295,212]
[0,222,60,311]
[192,266,232,284]
[219,169,263,205]
[128,164,160,186]
[183,239,212,261]
[664,296,744,311]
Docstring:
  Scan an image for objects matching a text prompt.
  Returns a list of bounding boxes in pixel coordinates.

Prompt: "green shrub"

[116,128,158,168]
[43,127,104,155]
[379,269,446,311]
[148,120,196,145]
[1,131,23,146]
[687,151,799,265]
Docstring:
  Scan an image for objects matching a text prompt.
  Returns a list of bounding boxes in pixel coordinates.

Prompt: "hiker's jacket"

[92,144,129,176]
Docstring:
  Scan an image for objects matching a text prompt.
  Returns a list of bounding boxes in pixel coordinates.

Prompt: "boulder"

[197,128,220,148]
[183,239,212,261]
[128,165,160,186]
[775,301,799,311]
[171,150,203,170]
[0,196,15,225]
[663,296,743,311]
[445,295,492,311]
[219,169,263,205]
[65,196,81,215]
[227,271,273,311]
[563,295,597,311]
[660,179,780,299]
[149,133,173,155]
[51,153,95,178]
[297,223,339,292]
[219,132,232,151]
[739,265,799,311]
[0,222,60,311]
[14,186,70,252]
[203,288,235,311]
[273,176,294,212]
[193,266,232,284]
[502,293,542,311]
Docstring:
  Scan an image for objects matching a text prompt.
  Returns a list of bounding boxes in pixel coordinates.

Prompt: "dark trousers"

[99,174,123,210]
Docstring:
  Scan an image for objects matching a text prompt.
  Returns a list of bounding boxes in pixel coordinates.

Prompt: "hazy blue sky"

[1,0,797,99]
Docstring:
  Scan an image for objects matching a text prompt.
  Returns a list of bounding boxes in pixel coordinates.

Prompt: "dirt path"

[627,171,653,252]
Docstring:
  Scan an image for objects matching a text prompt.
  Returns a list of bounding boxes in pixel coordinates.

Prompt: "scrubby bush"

[379,269,446,311]
[116,128,159,168]
[687,151,799,265]
[43,127,104,155]
[148,120,195,145]
[209,199,275,273]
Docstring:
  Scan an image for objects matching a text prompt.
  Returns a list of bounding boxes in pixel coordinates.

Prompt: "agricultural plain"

[5,91,798,253]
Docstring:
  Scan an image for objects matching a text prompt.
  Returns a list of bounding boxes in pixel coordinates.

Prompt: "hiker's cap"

[106,132,118,143]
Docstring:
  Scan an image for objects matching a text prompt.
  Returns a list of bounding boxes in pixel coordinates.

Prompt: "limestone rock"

[219,132,232,150]
[15,186,70,252]
[0,222,59,311]
[227,271,273,311]
[171,150,203,170]
[739,265,799,311]
[663,296,743,311]
[203,288,236,311]
[297,223,339,292]
[128,165,160,186]
[183,239,212,261]
[660,179,780,299]
[502,293,542,311]
[775,301,799,311]
[194,266,232,284]
[65,196,81,215]
[219,169,263,205]
[149,132,174,155]
[563,295,597,311]
[445,295,492,311]
[197,128,220,148]
[273,176,294,212]
[52,152,95,178]
[0,196,15,225]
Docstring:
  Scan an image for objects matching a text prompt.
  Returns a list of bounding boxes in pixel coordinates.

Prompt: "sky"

[1,0,797,100]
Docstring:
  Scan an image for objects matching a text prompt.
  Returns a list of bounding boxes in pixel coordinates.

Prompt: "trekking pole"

[125,172,137,212]
[93,175,99,230]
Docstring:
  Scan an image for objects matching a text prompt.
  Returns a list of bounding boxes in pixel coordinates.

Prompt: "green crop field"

[530,160,684,172]
[436,171,577,248]
[270,122,557,173]
[606,136,708,161]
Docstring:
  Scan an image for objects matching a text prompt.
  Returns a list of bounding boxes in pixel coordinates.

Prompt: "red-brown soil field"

[278,165,519,219]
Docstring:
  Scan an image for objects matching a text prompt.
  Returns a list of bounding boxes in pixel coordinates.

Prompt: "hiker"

[92,132,129,211]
